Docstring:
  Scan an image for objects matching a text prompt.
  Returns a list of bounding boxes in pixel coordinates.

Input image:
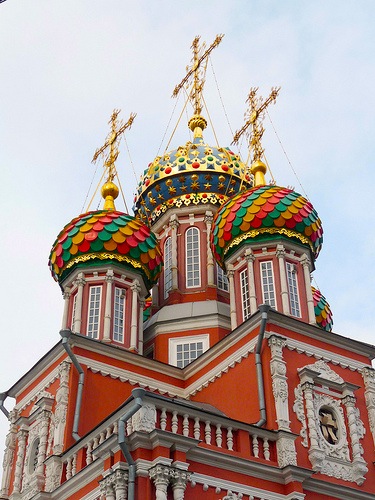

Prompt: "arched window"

[164,237,172,298]
[185,227,200,288]
[216,264,229,291]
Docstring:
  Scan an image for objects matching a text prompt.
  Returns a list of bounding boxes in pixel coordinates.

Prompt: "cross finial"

[232,87,280,185]
[92,109,136,182]
[172,35,224,125]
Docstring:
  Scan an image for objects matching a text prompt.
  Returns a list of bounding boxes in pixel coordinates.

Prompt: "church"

[1,36,375,500]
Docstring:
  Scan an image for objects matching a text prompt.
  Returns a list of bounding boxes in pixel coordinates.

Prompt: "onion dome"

[133,116,252,225]
[211,185,323,267]
[48,211,163,289]
[312,286,333,332]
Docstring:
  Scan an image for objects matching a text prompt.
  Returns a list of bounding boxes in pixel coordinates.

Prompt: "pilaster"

[301,253,315,324]
[73,272,86,333]
[103,270,114,342]
[205,211,215,286]
[245,249,257,314]
[276,245,290,315]
[227,266,237,329]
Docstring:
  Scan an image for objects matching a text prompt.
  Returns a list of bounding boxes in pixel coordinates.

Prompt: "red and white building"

[1,49,375,500]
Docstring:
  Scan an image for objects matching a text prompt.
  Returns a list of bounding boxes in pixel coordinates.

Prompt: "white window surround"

[286,262,301,317]
[87,285,102,339]
[240,268,251,321]
[169,334,209,368]
[113,287,125,343]
[185,227,201,288]
[164,236,172,298]
[260,260,276,308]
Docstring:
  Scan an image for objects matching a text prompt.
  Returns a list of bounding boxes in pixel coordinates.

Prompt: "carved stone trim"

[268,335,291,431]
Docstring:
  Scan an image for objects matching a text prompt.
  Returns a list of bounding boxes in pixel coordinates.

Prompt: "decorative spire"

[232,87,280,186]
[172,34,223,137]
[92,109,136,210]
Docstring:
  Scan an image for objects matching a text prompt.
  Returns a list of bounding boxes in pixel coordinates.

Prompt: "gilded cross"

[232,87,280,163]
[172,34,224,115]
[92,109,136,182]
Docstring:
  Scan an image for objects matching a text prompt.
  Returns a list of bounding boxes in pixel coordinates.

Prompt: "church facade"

[1,38,375,500]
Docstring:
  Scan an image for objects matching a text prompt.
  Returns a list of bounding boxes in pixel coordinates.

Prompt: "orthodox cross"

[92,109,136,182]
[172,34,224,115]
[232,87,280,163]
[319,408,339,444]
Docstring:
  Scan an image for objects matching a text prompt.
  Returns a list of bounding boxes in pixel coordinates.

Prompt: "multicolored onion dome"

[211,185,323,267]
[48,210,163,289]
[133,134,252,224]
[312,286,333,332]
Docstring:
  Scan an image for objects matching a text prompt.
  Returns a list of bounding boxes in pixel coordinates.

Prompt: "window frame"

[164,236,173,298]
[113,286,125,343]
[169,334,209,368]
[286,261,301,317]
[260,260,276,308]
[185,227,201,288]
[240,268,251,321]
[217,264,229,292]
[87,285,102,339]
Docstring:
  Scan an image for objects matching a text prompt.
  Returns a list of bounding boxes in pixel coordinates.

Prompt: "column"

[169,214,179,290]
[205,211,215,286]
[100,475,116,500]
[342,392,368,484]
[149,464,172,500]
[171,469,191,500]
[61,287,71,329]
[227,266,237,329]
[36,410,51,478]
[53,362,70,454]
[362,367,375,446]
[276,245,290,315]
[0,411,18,497]
[73,272,86,333]
[13,426,28,493]
[130,280,141,350]
[138,299,145,355]
[245,249,257,314]
[103,270,114,342]
[301,253,316,324]
[268,335,290,431]
[301,380,324,471]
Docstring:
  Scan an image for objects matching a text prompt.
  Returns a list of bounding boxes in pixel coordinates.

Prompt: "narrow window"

[217,264,229,291]
[71,293,77,331]
[169,335,209,368]
[87,286,101,339]
[261,261,276,308]
[113,287,125,342]
[164,237,172,298]
[240,268,251,320]
[186,227,200,288]
[286,262,301,317]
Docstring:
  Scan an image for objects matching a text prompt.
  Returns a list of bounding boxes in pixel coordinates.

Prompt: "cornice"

[303,476,375,500]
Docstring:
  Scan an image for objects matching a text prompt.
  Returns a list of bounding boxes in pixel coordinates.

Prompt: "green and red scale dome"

[211,184,323,267]
[312,286,333,332]
[48,210,163,289]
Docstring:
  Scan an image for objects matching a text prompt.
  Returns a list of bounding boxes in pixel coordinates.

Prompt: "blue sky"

[0,0,374,452]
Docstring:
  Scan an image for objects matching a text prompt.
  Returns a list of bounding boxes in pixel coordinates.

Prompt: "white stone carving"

[293,361,368,485]
[53,361,70,454]
[149,465,191,500]
[99,469,129,500]
[44,456,63,493]
[268,336,291,431]
[293,384,308,447]
[362,366,375,447]
[0,412,18,498]
[302,359,344,383]
[132,403,156,433]
[276,436,297,468]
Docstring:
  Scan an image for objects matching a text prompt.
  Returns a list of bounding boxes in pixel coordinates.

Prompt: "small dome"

[49,210,163,289]
[133,135,252,224]
[211,185,323,267]
[312,286,333,332]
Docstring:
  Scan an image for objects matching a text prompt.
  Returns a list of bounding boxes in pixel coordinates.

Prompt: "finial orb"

[101,181,119,200]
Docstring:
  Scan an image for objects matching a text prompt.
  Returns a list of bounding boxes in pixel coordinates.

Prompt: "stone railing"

[61,395,278,482]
